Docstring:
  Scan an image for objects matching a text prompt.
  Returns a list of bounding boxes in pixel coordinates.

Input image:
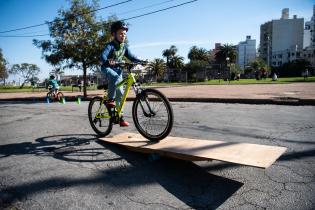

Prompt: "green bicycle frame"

[96,72,137,119]
[115,72,137,115]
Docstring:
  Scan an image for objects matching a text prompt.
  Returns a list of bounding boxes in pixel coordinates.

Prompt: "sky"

[0,0,314,82]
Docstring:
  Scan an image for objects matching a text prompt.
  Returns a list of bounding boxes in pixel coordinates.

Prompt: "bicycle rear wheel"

[88,97,113,137]
[132,88,173,141]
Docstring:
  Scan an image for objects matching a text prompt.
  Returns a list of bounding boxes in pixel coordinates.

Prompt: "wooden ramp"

[99,132,287,169]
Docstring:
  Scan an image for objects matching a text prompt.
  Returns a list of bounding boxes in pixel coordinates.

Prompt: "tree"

[249,58,267,71]
[50,67,65,81]
[188,46,209,62]
[276,59,311,77]
[162,45,178,67]
[186,46,210,82]
[10,63,40,88]
[214,43,236,65]
[162,45,179,82]
[249,58,268,80]
[0,48,9,86]
[148,59,166,82]
[183,60,208,82]
[169,55,184,69]
[33,0,113,97]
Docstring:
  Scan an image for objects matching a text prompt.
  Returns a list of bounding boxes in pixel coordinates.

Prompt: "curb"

[1,96,315,106]
[168,98,315,106]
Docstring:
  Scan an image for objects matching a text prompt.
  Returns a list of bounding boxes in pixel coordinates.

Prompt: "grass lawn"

[1,77,314,93]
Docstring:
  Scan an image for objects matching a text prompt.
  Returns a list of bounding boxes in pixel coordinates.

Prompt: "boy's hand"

[108,59,116,66]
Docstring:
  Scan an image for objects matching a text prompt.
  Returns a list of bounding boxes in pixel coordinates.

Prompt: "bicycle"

[47,85,64,102]
[88,61,174,141]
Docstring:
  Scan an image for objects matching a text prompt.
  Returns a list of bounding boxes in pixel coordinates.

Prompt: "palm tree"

[169,55,184,69]
[169,55,184,82]
[214,43,236,65]
[188,46,209,61]
[162,45,178,67]
[148,59,166,81]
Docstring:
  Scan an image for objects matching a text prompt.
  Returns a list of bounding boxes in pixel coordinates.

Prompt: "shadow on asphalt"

[1,134,243,209]
[1,133,315,208]
[0,100,47,105]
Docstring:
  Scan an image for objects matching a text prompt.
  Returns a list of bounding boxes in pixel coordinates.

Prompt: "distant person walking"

[272,72,278,81]
[303,68,309,80]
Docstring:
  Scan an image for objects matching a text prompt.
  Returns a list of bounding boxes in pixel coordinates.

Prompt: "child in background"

[48,75,59,95]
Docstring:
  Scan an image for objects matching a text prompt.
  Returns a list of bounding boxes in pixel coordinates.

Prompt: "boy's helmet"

[50,75,55,79]
[110,21,128,34]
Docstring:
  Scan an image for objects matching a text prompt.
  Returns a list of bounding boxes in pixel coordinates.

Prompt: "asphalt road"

[0,101,314,210]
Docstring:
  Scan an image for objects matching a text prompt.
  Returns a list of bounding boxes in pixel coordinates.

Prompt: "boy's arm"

[100,44,112,66]
[124,47,144,63]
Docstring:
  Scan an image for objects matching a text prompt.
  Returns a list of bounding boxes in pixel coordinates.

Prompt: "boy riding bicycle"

[48,75,59,96]
[100,21,146,127]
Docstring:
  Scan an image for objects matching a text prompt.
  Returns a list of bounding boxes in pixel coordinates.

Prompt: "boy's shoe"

[120,117,129,127]
[106,99,115,108]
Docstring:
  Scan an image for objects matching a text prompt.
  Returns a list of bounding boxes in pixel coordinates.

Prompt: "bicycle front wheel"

[88,97,113,137]
[47,92,54,101]
[57,92,64,102]
[132,88,173,141]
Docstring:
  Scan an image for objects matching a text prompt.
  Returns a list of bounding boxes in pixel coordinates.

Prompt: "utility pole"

[267,35,270,67]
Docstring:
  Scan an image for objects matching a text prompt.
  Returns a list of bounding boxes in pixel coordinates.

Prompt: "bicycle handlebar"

[113,61,148,68]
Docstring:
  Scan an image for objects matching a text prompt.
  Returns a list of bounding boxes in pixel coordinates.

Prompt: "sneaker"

[120,117,129,127]
[106,99,115,108]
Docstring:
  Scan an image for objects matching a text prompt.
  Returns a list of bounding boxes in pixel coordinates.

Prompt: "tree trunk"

[20,82,25,89]
[83,64,87,98]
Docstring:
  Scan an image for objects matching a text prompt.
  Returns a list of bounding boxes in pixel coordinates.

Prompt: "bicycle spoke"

[133,89,173,139]
[88,97,112,136]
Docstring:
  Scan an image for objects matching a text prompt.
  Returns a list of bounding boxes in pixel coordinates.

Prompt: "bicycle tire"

[57,92,64,102]
[46,92,54,101]
[132,88,173,141]
[88,97,113,137]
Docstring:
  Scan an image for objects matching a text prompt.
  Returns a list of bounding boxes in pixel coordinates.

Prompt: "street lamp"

[226,57,230,82]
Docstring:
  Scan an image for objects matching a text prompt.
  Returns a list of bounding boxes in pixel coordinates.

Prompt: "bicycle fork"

[136,90,156,118]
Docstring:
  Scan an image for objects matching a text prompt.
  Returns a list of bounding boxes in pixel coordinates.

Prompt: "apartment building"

[236,36,256,69]
[260,8,304,67]
[303,5,315,67]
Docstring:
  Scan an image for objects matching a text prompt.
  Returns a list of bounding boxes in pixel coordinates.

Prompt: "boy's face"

[114,29,127,43]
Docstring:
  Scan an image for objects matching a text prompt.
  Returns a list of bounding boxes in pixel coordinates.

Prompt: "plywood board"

[99,132,287,168]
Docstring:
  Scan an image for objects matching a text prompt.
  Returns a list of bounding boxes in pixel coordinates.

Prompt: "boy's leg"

[114,74,129,126]
[103,67,120,100]
[115,73,124,107]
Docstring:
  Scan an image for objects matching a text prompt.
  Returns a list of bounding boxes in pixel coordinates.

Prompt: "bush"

[274,59,311,77]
